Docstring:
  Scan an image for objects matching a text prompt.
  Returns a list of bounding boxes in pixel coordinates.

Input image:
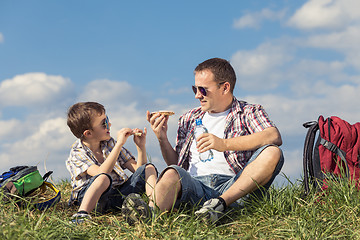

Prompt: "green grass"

[2,176,360,240]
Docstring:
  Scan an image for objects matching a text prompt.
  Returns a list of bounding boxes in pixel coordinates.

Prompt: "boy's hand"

[116,128,133,146]
[133,127,147,149]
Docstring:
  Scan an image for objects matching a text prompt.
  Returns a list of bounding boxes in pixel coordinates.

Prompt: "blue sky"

[1,0,360,185]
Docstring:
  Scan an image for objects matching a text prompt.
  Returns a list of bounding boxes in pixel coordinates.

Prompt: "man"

[125,57,284,224]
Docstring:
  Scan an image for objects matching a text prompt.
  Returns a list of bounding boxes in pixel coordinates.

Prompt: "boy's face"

[88,113,111,141]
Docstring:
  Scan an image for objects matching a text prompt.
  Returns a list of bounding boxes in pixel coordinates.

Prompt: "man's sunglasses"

[192,82,226,96]
[102,115,110,130]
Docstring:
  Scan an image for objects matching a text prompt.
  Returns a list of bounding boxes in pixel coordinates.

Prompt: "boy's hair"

[67,102,105,138]
[194,58,236,93]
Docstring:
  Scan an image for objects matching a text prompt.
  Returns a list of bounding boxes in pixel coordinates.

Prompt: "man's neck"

[209,95,233,113]
[223,96,233,111]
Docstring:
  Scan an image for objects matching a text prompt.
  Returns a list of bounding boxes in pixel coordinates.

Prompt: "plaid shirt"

[66,137,134,202]
[175,97,276,174]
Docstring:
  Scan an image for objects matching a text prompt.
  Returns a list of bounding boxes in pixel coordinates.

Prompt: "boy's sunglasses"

[192,82,226,96]
[102,115,110,130]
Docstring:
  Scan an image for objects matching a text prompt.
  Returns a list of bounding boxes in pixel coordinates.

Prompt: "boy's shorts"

[75,163,157,213]
[160,144,284,209]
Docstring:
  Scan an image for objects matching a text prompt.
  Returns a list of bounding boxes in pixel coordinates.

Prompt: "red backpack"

[303,116,360,195]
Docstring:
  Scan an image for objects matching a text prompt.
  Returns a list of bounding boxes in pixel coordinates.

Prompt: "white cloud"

[0,32,4,43]
[304,26,360,69]
[231,43,293,90]
[0,117,75,180]
[78,79,133,104]
[0,119,23,140]
[0,73,73,107]
[288,0,360,30]
[233,8,286,29]
[306,26,360,50]
[277,149,304,185]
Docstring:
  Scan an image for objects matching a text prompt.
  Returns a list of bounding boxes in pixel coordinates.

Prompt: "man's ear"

[223,82,231,94]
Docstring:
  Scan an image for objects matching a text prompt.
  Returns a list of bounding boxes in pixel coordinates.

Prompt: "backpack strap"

[303,121,319,195]
[319,138,347,162]
[42,171,53,181]
[319,138,349,178]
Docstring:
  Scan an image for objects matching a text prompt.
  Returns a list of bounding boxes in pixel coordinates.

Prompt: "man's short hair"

[67,102,105,138]
[194,58,236,93]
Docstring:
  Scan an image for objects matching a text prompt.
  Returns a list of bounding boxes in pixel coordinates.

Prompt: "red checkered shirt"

[175,97,276,174]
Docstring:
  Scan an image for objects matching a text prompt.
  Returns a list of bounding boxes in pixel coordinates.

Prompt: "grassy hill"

[1,177,360,239]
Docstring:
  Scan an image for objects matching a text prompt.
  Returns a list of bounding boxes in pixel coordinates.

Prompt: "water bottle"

[194,119,214,162]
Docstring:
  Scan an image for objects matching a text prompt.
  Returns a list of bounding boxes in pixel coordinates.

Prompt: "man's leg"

[149,168,181,211]
[144,164,158,197]
[220,145,282,206]
[195,145,283,223]
[122,166,183,225]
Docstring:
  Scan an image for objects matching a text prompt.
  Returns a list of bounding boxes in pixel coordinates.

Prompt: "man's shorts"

[75,163,157,213]
[159,144,284,209]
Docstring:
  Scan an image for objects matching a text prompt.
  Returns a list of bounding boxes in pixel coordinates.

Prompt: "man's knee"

[258,145,282,167]
[158,168,181,186]
[252,145,283,185]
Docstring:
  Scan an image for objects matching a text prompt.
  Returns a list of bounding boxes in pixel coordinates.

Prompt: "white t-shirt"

[188,109,235,177]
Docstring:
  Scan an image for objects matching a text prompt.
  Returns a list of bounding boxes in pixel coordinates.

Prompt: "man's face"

[193,70,224,113]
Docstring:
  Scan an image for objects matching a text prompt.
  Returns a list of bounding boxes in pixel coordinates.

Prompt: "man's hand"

[196,133,227,153]
[146,111,169,140]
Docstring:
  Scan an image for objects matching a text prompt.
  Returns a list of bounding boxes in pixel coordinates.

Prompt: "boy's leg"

[77,173,111,213]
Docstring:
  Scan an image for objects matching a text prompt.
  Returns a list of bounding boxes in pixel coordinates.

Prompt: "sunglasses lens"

[199,87,207,96]
[104,116,110,130]
[192,86,197,95]
[192,86,207,96]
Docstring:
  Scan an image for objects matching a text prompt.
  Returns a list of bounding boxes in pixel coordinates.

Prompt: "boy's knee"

[145,164,156,173]
[94,173,111,188]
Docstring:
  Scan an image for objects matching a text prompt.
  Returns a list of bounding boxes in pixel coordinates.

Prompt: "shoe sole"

[122,193,150,225]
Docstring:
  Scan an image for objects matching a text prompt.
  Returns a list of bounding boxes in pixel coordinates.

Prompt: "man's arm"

[147,111,178,166]
[196,126,282,153]
[158,136,179,166]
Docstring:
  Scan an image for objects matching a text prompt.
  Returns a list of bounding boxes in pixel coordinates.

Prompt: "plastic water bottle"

[194,119,213,162]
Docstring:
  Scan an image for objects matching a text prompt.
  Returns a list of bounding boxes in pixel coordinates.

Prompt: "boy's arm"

[87,128,133,176]
[124,127,148,173]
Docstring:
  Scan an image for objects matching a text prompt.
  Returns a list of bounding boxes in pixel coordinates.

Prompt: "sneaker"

[122,193,151,225]
[70,212,91,225]
[194,198,226,224]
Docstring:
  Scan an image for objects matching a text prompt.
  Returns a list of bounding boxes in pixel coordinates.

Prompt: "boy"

[66,102,157,224]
